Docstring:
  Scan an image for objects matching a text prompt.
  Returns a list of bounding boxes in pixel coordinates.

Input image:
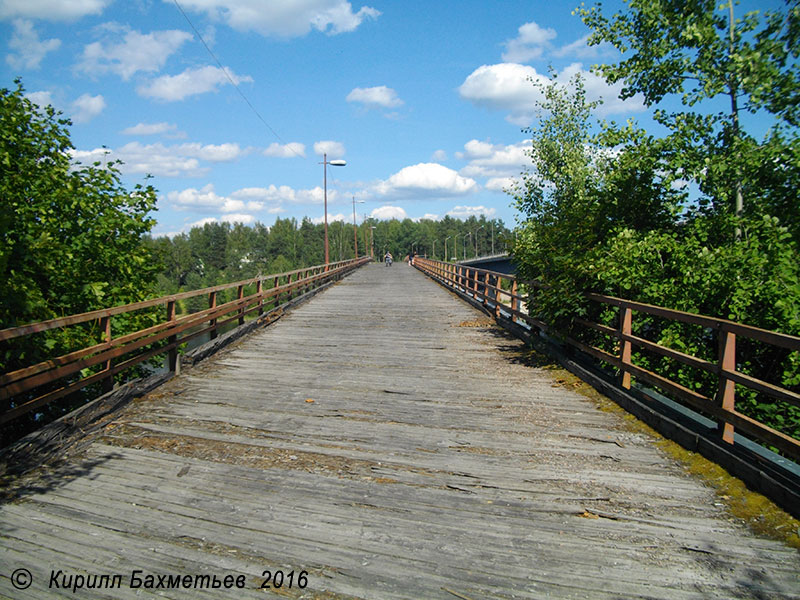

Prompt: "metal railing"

[414,257,800,462]
[0,257,370,425]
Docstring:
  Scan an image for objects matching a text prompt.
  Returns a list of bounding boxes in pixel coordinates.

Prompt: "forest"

[145,214,511,306]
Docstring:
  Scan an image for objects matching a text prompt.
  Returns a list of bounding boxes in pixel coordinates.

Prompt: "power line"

[171,0,306,159]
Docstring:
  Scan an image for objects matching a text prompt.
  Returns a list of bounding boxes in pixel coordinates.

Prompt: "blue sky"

[0,0,781,237]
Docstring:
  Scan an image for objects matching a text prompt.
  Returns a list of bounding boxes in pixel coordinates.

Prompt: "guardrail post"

[257,279,264,315]
[483,272,490,308]
[274,276,281,306]
[167,299,179,374]
[510,280,518,323]
[100,315,113,392]
[234,285,243,325]
[287,274,294,301]
[717,329,736,444]
[618,304,632,389]
[494,275,501,318]
[209,291,218,339]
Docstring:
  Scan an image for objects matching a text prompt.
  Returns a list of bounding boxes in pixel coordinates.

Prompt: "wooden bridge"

[1,262,799,598]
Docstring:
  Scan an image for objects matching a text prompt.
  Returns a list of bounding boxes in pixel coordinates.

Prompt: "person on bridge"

[384,251,393,266]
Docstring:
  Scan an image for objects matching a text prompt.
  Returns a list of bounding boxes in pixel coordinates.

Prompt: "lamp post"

[474,226,484,258]
[454,234,461,261]
[444,236,451,261]
[320,153,346,267]
[370,226,376,258]
[463,233,468,259]
[491,221,495,254]
[352,196,364,258]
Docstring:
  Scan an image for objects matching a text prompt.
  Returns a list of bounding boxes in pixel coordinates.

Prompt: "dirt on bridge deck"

[1,262,799,599]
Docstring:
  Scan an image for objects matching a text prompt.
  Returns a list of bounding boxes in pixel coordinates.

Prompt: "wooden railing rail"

[413,257,800,462]
[1,258,370,425]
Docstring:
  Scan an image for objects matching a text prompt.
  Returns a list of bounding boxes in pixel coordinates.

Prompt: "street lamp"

[444,236,451,261]
[474,226,484,257]
[454,234,462,261]
[352,196,364,258]
[320,153,346,267]
[370,226,376,258]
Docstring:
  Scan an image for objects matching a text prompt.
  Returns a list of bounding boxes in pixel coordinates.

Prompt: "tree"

[1,80,159,444]
[1,81,158,331]
[578,0,800,239]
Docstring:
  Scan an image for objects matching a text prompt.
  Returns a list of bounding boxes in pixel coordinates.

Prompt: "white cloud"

[77,28,192,81]
[370,205,407,220]
[121,122,180,136]
[6,19,60,70]
[173,0,380,37]
[446,205,497,219]
[310,212,348,224]
[431,149,447,162]
[457,139,530,178]
[70,93,105,123]
[313,140,346,158]
[502,21,556,63]
[263,142,306,158]
[26,90,54,108]
[485,176,517,192]
[0,0,111,21]
[346,85,403,109]
[138,65,252,101]
[420,213,440,221]
[231,185,335,206]
[221,213,257,224]
[374,163,477,199]
[167,183,263,214]
[459,62,645,125]
[71,141,247,176]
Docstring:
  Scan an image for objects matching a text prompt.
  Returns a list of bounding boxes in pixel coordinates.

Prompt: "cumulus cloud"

[459,62,645,125]
[371,205,408,220]
[310,212,348,224]
[121,122,182,136]
[431,149,447,162]
[70,93,105,123]
[457,139,530,178]
[374,163,477,199]
[71,141,247,176]
[231,185,329,205]
[6,19,60,70]
[77,28,192,80]
[263,142,306,158]
[446,205,497,219]
[138,65,252,101]
[346,85,403,109]
[313,140,346,158]
[167,183,263,214]
[25,90,54,108]
[173,0,380,37]
[502,21,556,63]
[0,0,111,21]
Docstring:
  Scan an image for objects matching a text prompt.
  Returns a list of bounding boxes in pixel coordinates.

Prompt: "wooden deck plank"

[2,263,799,599]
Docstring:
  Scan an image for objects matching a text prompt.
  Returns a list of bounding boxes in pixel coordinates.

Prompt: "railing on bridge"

[0,258,370,426]
[413,257,800,463]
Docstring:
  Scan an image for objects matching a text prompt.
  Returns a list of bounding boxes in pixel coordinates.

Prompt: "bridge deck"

[1,263,798,599]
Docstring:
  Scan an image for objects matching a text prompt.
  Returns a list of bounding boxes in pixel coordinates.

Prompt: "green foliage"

[511,1,800,444]
[1,80,160,445]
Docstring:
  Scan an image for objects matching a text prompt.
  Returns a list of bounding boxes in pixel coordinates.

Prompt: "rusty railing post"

[718,328,736,444]
[618,304,632,389]
[167,299,179,374]
[100,315,113,392]
[510,280,518,323]
[494,275,502,319]
[483,272,490,308]
[237,285,245,326]
[209,290,218,339]
[257,279,264,316]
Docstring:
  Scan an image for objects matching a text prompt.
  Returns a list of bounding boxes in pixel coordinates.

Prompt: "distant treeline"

[145,215,511,302]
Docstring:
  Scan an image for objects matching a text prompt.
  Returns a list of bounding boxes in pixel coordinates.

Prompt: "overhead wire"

[171,0,307,159]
